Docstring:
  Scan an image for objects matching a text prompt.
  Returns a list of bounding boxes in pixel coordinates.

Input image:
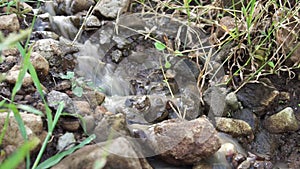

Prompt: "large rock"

[52,137,153,169]
[264,107,299,133]
[144,117,221,165]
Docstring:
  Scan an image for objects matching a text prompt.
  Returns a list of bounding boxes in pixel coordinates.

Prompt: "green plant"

[59,71,103,97]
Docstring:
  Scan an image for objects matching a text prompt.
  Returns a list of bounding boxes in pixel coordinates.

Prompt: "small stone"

[73,101,92,115]
[60,118,80,132]
[83,90,105,107]
[47,90,75,113]
[30,52,50,76]
[85,15,101,28]
[215,117,253,137]
[225,92,239,110]
[32,39,61,60]
[5,65,33,86]
[264,107,299,133]
[0,14,20,32]
[57,132,76,152]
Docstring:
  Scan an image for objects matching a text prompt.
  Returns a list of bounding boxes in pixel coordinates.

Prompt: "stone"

[144,117,221,165]
[70,0,95,14]
[73,101,93,115]
[93,113,130,142]
[0,14,20,32]
[225,92,240,111]
[0,112,43,148]
[47,90,75,113]
[50,15,79,40]
[57,132,76,152]
[52,137,153,169]
[32,39,61,60]
[94,0,130,19]
[86,15,101,29]
[30,52,50,76]
[82,90,105,108]
[5,65,33,86]
[264,107,299,133]
[54,80,71,91]
[237,81,279,116]
[215,117,253,137]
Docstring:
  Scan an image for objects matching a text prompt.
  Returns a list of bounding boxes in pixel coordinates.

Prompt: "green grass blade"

[36,134,96,169]
[32,102,65,169]
[17,104,44,116]
[0,137,40,169]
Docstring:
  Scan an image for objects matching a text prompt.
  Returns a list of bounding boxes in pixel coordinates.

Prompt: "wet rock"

[145,117,221,165]
[232,108,259,132]
[43,0,94,15]
[30,52,50,76]
[264,107,299,133]
[47,90,75,113]
[32,31,60,40]
[93,113,130,142]
[57,132,76,152]
[215,117,253,137]
[237,81,279,116]
[203,86,227,117]
[249,129,278,157]
[73,101,93,115]
[0,14,20,32]
[0,112,43,148]
[52,137,152,169]
[94,0,130,19]
[5,65,33,86]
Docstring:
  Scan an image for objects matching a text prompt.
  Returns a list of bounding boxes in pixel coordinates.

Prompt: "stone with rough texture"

[57,132,76,151]
[264,107,299,133]
[94,0,130,18]
[0,14,20,32]
[215,117,253,137]
[32,39,61,60]
[47,90,75,113]
[52,137,153,169]
[73,101,93,115]
[145,117,221,165]
[0,112,43,148]
[30,52,50,76]
[5,65,33,86]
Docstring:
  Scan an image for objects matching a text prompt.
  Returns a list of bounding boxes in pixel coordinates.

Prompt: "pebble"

[94,0,131,19]
[5,65,33,86]
[30,52,50,76]
[57,132,76,152]
[215,117,253,137]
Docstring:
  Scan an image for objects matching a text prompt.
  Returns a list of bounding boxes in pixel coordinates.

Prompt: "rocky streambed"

[0,0,300,169]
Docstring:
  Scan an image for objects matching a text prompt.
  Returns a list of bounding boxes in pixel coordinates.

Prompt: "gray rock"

[85,15,101,29]
[0,14,20,32]
[30,52,50,76]
[52,137,153,169]
[57,132,76,152]
[50,15,79,40]
[70,0,95,14]
[32,39,61,60]
[145,117,221,165]
[264,107,299,133]
[5,65,33,86]
[0,112,43,148]
[215,117,253,137]
[47,90,75,113]
[94,0,130,18]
